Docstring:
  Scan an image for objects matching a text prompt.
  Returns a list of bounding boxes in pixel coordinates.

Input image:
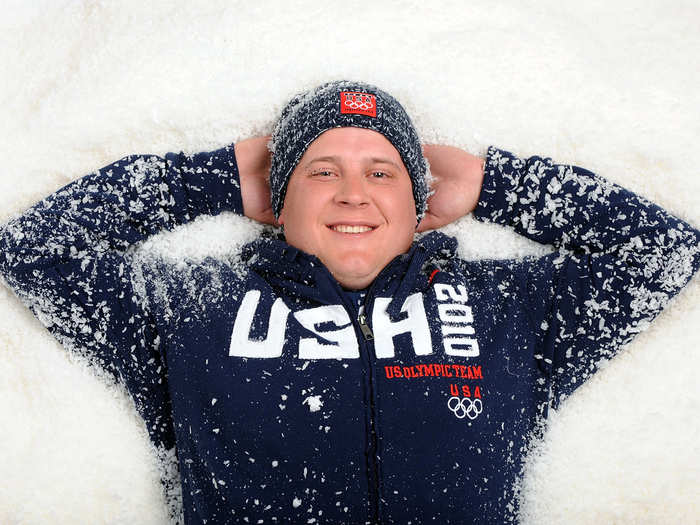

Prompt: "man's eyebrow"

[304,156,402,170]
[304,156,341,168]
[368,157,402,169]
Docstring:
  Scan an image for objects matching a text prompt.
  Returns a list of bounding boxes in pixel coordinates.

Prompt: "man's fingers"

[255,208,279,227]
[416,213,440,233]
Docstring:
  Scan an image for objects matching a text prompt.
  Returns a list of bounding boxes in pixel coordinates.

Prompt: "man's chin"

[327,263,380,291]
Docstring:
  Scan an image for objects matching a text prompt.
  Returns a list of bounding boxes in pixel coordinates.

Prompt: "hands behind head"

[417,145,485,233]
[236,136,485,232]
[236,136,278,226]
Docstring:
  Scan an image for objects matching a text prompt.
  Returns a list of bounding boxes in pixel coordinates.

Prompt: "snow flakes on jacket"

[1,144,698,524]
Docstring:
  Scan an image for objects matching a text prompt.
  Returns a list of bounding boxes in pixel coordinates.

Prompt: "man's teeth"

[331,225,374,233]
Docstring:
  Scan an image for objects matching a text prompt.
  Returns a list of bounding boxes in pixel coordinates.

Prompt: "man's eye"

[312,170,334,177]
[371,171,389,178]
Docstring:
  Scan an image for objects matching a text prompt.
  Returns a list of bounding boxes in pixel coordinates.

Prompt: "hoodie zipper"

[350,262,402,524]
[358,313,374,340]
[352,247,433,523]
[356,318,381,524]
[345,290,380,524]
[333,270,390,524]
[357,260,393,342]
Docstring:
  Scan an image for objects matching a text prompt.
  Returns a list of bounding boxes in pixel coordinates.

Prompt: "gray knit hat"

[269,80,428,222]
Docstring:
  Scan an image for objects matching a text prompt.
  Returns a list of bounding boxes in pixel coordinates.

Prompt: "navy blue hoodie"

[1,145,698,524]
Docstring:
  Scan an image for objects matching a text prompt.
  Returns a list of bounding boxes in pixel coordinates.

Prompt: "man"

[1,80,698,524]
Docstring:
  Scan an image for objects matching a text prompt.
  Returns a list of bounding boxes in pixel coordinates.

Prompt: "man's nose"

[334,173,370,206]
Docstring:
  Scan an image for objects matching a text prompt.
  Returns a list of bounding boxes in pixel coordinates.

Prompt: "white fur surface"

[1,1,699,523]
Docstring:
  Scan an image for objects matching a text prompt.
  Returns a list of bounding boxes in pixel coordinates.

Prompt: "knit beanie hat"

[269,80,428,223]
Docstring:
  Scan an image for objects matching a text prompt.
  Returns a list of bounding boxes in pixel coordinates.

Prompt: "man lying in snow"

[1,80,699,524]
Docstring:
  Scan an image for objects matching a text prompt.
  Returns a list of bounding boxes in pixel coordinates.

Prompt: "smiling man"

[278,127,418,289]
[1,80,698,524]
[269,82,430,294]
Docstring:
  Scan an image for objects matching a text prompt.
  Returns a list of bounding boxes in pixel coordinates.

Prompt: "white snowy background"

[1,1,699,523]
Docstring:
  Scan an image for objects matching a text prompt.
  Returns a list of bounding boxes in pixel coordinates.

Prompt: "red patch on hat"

[340,91,377,118]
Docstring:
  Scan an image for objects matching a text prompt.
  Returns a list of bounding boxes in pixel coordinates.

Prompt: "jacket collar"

[240,231,458,313]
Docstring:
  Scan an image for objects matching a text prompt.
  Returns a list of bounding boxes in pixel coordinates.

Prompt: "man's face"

[278,127,417,290]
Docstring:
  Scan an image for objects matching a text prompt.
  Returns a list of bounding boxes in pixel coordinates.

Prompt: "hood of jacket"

[239,230,459,319]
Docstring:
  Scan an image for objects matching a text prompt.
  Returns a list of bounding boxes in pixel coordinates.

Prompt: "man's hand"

[417,145,485,232]
[235,136,278,225]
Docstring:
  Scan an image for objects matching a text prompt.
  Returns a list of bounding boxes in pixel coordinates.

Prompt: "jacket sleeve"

[0,144,242,448]
[473,146,700,407]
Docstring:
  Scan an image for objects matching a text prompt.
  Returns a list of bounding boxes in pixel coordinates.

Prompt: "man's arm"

[0,144,245,447]
[421,143,700,403]
[474,147,700,405]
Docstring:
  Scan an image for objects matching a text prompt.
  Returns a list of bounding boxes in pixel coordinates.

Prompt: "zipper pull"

[358,313,374,341]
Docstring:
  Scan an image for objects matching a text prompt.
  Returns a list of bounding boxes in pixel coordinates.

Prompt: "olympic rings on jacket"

[447,396,483,420]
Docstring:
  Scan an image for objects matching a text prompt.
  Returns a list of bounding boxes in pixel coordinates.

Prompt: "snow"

[1,1,699,524]
[303,395,324,413]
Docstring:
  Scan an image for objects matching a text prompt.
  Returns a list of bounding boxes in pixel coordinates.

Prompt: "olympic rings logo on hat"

[344,96,374,111]
[340,91,377,117]
[447,397,483,420]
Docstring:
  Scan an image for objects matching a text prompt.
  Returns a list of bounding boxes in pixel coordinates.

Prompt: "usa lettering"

[449,384,482,399]
[229,286,480,359]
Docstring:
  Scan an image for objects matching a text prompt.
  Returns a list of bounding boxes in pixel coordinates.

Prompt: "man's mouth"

[328,224,376,234]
